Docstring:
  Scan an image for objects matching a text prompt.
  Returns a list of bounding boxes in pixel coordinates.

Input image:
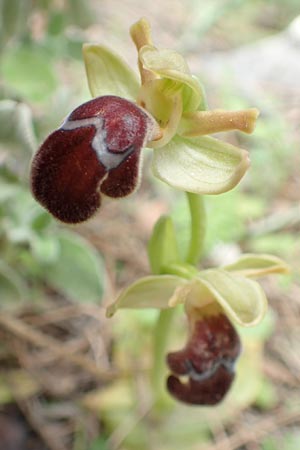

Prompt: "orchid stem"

[185,192,206,265]
[151,307,177,409]
[151,193,206,409]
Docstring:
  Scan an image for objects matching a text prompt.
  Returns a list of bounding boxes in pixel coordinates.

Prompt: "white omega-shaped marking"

[60,116,134,170]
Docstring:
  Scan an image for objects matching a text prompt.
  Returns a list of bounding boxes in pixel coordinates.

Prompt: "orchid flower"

[106,254,288,405]
[31,18,258,223]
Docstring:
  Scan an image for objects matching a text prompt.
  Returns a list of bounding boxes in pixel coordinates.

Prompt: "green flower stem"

[185,192,206,265]
[151,307,177,408]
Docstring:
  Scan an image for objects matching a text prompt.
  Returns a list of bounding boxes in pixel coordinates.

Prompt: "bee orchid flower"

[31,18,258,224]
[106,254,288,405]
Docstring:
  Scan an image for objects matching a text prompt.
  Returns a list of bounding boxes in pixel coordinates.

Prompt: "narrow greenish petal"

[83,44,139,99]
[139,46,204,111]
[223,253,289,278]
[193,269,268,326]
[137,78,182,148]
[106,275,186,317]
[148,216,180,274]
[152,135,250,195]
[178,109,259,137]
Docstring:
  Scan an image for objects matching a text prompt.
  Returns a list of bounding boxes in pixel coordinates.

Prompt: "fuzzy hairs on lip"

[30,95,155,224]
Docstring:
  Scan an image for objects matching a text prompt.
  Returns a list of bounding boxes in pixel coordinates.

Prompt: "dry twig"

[200,408,300,450]
[0,312,117,381]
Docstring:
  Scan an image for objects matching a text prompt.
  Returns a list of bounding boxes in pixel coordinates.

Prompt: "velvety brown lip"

[30,96,153,224]
[166,313,241,405]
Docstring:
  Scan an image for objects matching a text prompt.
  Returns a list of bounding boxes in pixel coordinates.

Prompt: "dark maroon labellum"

[30,95,153,223]
[166,313,241,405]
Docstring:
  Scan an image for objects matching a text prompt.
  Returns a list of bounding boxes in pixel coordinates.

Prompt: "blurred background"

[0,1,300,449]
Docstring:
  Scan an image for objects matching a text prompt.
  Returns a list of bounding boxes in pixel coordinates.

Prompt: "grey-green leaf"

[30,234,60,264]
[0,100,37,154]
[1,46,58,102]
[44,231,105,303]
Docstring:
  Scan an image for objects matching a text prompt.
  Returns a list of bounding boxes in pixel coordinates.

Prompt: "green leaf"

[1,46,57,102]
[0,178,20,203]
[83,44,139,99]
[224,253,289,278]
[0,100,37,154]
[188,269,268,326]
[0,261,27,308]
[0,100,17,141]
[106,275,186,317]
[152,135,249,195]
[2,188,45,244]
[148,215,180,274]
[30,234,60,264]
[44,231,105,303]
[31,211,53,232]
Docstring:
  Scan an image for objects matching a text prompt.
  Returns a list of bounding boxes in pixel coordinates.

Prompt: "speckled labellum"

[31,95,155,223]
[167,312,241,406]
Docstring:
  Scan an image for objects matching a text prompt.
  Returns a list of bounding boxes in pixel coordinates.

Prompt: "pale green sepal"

[224,254,289,278]
[152,135,250,195]
[106,275,186,317]
[148,216,180,274]
[194,269,268,326]
[139,46,204,111]
[83,44,139,99]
